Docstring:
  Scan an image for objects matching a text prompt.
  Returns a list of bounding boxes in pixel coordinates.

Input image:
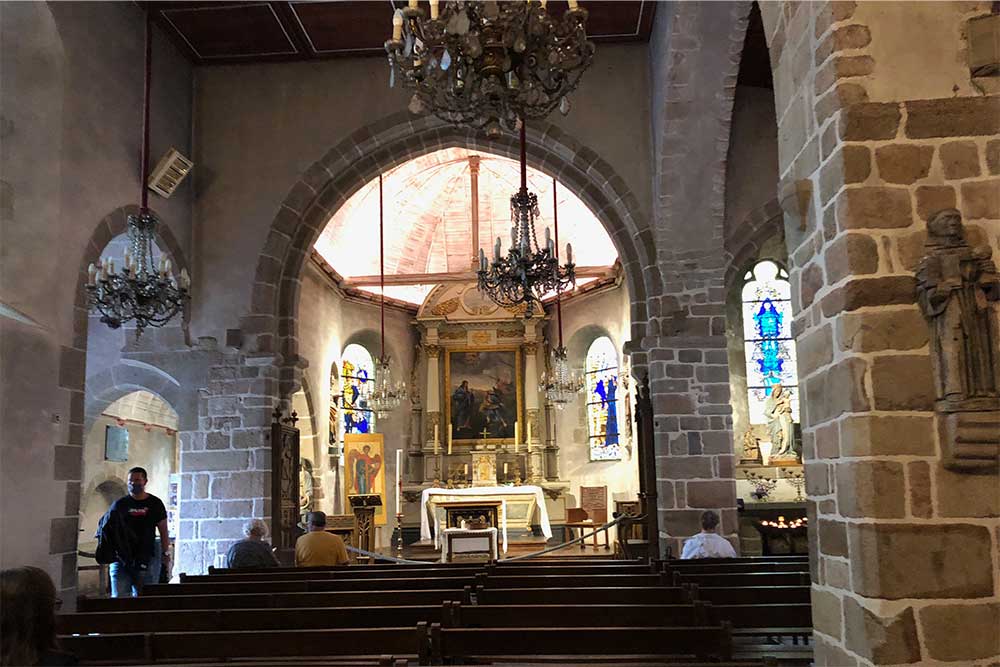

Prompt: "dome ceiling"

[313,147,619,306]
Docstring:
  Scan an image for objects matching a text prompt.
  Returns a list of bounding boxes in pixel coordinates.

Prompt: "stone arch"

[83,360,184,435]
[723,198,785,290]
[241,113,654,396]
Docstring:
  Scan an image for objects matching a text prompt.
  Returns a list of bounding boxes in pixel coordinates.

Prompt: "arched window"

[341,344,375,437]
[742,260,799,425]
[585,336,621,461]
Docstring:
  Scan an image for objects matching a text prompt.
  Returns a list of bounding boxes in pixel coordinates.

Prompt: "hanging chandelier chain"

[85,10,190,339]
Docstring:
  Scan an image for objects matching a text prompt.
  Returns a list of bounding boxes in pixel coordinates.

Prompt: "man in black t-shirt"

[108,466,170,597]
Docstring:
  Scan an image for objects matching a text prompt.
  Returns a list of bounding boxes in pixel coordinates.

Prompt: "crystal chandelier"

[476,122,576,318]
[369,174,408,418]
[538,178,584,406]
[86,14,189,338]
[385,0,595,137]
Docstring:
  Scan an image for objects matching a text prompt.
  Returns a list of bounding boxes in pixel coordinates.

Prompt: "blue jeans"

[110,542,162,597]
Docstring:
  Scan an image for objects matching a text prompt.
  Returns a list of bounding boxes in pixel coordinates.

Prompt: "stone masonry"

[761,1,1000,664]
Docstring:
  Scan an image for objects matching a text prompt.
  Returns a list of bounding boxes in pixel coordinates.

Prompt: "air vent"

[147,148,193,198]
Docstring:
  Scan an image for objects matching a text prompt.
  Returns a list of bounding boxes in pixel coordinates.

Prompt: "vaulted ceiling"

[313,147,619,305]
[146,1,657,65]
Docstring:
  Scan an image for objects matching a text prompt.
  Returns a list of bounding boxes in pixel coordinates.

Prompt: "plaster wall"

[0,2,193,591]
[297,261,417,540]
[724,85,780,237]
[548,283,638,528]
[190,44,652,344]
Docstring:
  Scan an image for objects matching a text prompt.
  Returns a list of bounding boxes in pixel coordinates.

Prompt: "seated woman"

[1,566,77,666]
[226,519,280,569]
[680,510,737,559]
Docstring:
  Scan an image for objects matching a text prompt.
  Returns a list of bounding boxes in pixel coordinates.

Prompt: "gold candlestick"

[395,511,404,559]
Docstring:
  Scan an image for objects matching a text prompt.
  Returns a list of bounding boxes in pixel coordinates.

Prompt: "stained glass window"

[742,261,800,424]
[586,336,621,461]
[341,344,375,437]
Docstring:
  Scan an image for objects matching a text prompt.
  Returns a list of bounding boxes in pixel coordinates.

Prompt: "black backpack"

[94,504,135,566]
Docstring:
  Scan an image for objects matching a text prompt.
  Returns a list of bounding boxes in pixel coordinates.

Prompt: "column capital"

[425,344,441,359]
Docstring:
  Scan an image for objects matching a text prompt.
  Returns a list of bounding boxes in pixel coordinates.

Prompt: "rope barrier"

[343,516,624,565]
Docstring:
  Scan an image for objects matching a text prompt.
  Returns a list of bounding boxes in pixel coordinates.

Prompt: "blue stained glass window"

[742,261,800,424]
[586,336,621,461]
[341,344,375,437]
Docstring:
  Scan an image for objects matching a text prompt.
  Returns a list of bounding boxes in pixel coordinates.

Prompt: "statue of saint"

[916,209,1000,404]
[764,383,794,457]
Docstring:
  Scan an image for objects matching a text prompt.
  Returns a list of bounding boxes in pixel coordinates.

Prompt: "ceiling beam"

[341,265,616,287]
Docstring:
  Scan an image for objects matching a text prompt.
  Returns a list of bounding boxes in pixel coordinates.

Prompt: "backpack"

[94,503,136,566]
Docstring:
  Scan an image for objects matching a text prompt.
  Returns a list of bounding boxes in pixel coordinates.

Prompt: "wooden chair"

[564,485,610,550]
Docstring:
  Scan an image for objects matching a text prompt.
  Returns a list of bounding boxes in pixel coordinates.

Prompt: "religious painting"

[741,261,800,425]
[586,336,622,461]
[343,433,387,526]
[445,348,523,444]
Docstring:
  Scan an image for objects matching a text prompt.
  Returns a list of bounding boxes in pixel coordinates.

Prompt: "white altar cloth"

[420,485,552,548]
[441,527,499,562]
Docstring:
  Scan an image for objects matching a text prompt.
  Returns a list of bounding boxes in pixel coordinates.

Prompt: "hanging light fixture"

[476,120,575,318]
[86,14,190,338]
[539,178,584,406]
[385,0,594,138]
[369,174,409,418]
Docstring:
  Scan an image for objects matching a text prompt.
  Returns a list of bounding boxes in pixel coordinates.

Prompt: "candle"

[180,268,191,290]
[392,10,403,40]
[504,462,509,476]
[464,464,469,478]
[514,421,519,454]
[448,424,453,455]
[409,0,418,8]
[494,237,502,261]
[434,423,439,455]
[540,0,547,7]
[395,449,402,514]
[87,263,97,285]
[527,420,533,452]
[565,243,573,264]
[568,0,578,8]
[429,0,439,19]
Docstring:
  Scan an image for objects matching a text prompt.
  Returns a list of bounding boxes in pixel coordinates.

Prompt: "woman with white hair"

[225,519,279,569]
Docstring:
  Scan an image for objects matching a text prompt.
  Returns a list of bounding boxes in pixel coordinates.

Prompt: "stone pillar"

[543,400,559,480]
[523,342,544,481]
[760,2,1000,664]
[424,343,440,442]
[468,155,481,270]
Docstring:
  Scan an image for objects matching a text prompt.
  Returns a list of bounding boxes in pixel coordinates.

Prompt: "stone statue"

[741,430,760,462]
[764,383,794,458]
[916,210,1000,470]
[299,459,315,514]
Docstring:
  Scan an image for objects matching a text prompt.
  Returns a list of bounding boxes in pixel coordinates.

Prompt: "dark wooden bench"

[59,605,443,634]
[447,602,711,627]
[477,572,669,589]
[182,566,482,583]
[474,586,691,605]
[494,558,643,566]
[661,556,807,566]
[78,588,466,612]
[673,571,811,588]
[60,625,428,665]
[484,563,658,576]
[690,585,812,605]
[430,624,734,663]
[144,575,475,596]
[663,561,809,575]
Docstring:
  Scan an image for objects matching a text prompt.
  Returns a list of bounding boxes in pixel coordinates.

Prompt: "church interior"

[2,1,999,665]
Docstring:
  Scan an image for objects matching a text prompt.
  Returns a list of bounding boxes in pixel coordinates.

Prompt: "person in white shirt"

[680,510,737,559]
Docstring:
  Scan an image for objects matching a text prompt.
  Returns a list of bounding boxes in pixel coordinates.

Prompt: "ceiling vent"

[147,148,193,198]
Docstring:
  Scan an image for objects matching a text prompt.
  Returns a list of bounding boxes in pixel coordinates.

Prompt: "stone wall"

[0,2,193,600]
[760,1,1000,664]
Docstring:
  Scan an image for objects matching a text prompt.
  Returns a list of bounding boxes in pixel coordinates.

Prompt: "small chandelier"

[86,14,189,338]
[477,122,575,318]
[369,174,408,418]
[538,178,583,406]
[385,0,594,137]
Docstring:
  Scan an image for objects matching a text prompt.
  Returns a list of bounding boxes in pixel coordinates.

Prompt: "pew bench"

[195,564,484,581]
[78,588,467,612]
[672,571,811,588]
[60,625,428,665]
[473,586,691,605]
[476,572,669,589]
[444,601,712,627]
[144,575,475,596]
[662,561,810,575]
[429,624,735,663]
[687,585,812,606]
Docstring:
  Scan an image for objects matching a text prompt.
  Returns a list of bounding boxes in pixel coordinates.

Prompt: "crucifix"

[480,426,490,441]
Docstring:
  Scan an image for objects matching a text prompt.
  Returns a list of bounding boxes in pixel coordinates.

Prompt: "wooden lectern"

[348,493,382,564]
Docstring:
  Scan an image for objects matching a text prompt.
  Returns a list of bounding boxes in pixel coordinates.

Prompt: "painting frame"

[343,433,387,526]
[445,347,523,446]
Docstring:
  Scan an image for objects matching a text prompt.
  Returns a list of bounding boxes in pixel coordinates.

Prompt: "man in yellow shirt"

[295,511,350,566]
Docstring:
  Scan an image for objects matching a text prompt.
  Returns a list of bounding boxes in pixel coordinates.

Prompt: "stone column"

[523,342,544,482]
[424,343,442,481]
[543,400,559,480]
[759,3,1000,664]
[468,155,481,270]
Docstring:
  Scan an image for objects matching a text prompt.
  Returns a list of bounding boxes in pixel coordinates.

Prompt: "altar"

[420,485,552,554]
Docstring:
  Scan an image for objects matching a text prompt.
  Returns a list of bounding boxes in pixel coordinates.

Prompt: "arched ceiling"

[313,147,619,305]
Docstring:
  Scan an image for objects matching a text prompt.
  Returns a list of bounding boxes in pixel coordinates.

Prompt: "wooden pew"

[78,588,465,612]
[143,574,475,596]
[661,556,807,566]
[475,586,691,605]
[663,561,809,575]
[494,558,644,566]
[59,605,443,634]
[446,601,712,627]
[60,625,428,665]
[430,624,734,663]
[484,563,658,576]
[477,572,669,589]
[690,585,812,605]
[181,566,482,583]
[672,571,811,588]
